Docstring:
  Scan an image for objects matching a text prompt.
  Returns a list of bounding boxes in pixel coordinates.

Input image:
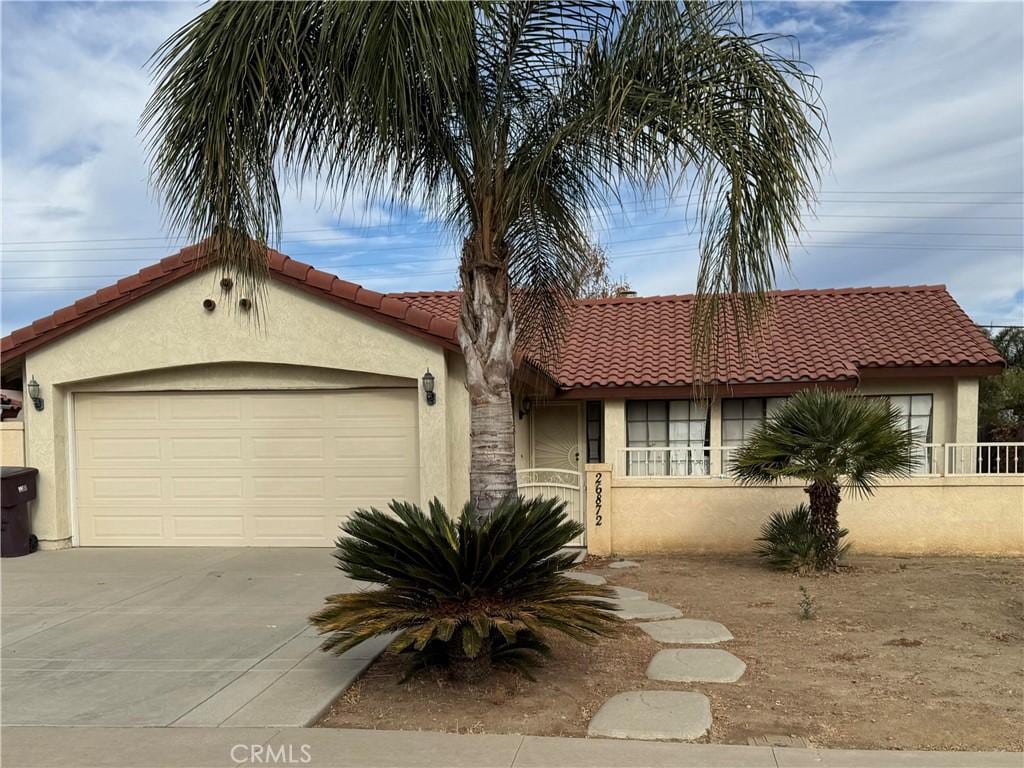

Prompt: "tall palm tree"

[142,2,827,515]
[731,390,917,571]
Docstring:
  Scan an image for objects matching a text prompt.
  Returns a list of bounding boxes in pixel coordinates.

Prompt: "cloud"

[1,1,1021,336]
[622,1,1023,325]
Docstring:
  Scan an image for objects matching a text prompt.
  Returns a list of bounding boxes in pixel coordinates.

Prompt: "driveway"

[1,548,381,727]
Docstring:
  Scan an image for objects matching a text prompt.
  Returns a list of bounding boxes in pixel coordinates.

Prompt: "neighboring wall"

[587,472,1024,556]
[23,272,466,549]
[1,422,25,465]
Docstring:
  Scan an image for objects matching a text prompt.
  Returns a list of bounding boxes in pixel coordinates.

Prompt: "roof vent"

[614,288,638,298]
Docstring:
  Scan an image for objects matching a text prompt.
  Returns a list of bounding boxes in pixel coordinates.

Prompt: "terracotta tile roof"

[1,245,458,362]
[2,245,1002,393]
[394,285,1004,390]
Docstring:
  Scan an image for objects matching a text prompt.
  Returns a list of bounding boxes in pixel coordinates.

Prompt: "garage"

[73,389,420,546]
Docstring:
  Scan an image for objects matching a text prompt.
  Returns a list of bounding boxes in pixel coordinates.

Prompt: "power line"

[3,193,1023,247]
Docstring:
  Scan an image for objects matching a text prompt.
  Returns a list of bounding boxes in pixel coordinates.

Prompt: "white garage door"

[73,389,420,546]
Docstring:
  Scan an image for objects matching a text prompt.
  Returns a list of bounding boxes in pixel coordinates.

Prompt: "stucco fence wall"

[1,422,25,465]
[585,465,1024,557]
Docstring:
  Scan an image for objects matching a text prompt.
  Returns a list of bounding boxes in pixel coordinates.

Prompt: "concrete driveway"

[1,548,382,727]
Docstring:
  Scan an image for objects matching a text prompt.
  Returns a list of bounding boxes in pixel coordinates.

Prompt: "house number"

[593,472,603,527]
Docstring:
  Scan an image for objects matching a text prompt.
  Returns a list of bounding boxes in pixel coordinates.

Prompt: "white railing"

[517,468,585,545]
[912,443,944,476]
[615,443,1024,479]
[616,446,737,478]
[946,443,1024,476]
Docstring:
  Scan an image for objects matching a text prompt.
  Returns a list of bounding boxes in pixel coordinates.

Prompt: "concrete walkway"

[2,726,1018,768]
[1,548,376,727]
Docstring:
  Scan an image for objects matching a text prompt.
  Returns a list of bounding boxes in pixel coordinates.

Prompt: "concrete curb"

[2,727,1020,768]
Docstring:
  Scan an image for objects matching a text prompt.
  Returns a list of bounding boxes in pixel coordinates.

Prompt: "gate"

[516,468,585,547]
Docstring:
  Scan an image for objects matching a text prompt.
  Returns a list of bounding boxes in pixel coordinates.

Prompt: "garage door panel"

[74,389,420,546]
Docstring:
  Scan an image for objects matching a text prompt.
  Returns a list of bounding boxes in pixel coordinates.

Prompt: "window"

[885,394,934,472]
[585,401,603,463]
[722,397,788,447]
[626,400,709,475]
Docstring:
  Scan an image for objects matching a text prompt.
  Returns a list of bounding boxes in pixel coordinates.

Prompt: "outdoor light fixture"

[422,370,436,406]
[27,377,44,412]
[518,396,532,420]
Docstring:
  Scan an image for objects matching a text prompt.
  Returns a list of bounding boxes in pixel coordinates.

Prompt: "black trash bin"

[1,467,38,557]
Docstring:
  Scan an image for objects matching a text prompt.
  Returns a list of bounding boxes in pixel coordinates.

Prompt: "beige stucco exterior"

[1,421,25,465]
[580,380,1023,557]
[21,271,470,548]
[10,266,1014,555]
[588,474,1024,556]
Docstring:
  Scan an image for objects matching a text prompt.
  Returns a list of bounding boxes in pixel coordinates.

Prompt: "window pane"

[722,399,742,419]
[648,421,668,444]
[669,400,689,420]
[690,401,708,420]
[910,415,931,440]
[723,421,744,444]
[742,421,760,441]
[911,395,932,416]
[743,398,764,419]
[766,397,787,416]
[669,422,688,442]
[627,401,646,420]
[627,422,647,445]
[689,421,706,442]
[647,401,668,420]
[889,395,911,417]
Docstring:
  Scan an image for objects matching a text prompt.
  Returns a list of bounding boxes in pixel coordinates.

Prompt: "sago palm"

[732,390,916,571]
[310,496,620,681]
[143,1,827,514]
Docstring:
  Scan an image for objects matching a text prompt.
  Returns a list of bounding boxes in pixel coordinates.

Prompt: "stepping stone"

[613,599,683,621]
[564,571,606,586]
[638,618,733,644]
[588,691,712,741]
[608,560,641,569]
[646,649,746,682]
[594,586,650,605]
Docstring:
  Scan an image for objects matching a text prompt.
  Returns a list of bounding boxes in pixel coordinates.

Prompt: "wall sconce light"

[27,376,44,412]
[518,396,532,420]
[422,370,436,406]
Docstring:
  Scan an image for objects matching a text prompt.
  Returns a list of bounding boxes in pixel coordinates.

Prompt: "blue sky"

[2,1,1022,336]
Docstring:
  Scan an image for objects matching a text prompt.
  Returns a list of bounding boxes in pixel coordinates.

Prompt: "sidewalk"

[2,726,1020,768]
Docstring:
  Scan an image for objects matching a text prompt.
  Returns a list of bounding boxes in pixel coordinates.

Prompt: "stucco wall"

[1,422,25,465]
[596,476,1024,556]
[23,271,468,548]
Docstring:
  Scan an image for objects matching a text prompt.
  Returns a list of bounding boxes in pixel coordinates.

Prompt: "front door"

[531,403,582,472]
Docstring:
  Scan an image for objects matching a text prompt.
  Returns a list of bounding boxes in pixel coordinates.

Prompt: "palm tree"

[142,2,827,515]
[731,389,917,571]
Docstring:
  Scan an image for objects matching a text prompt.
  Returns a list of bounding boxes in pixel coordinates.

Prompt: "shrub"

[755,504,851,573]
[310,496,621,682]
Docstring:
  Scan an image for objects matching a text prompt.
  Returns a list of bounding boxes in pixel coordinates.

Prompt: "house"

[2,244,1020,555]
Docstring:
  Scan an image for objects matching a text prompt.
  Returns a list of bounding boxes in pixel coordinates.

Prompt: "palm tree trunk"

[458,234,517,517]
[806,481,842,571]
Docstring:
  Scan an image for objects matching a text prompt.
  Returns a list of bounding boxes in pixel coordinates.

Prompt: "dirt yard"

[316,555,1024,751]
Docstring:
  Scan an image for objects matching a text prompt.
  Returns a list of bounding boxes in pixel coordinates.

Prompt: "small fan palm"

[754,504,851,573]
[732,389,916,572]
[310,496,620,681]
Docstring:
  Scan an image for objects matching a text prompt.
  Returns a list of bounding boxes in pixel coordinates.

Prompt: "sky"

[2,1,1022,336]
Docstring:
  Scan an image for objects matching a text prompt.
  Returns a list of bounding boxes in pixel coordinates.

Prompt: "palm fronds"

[731,389,917,496]
[755,504,851,573]
[310,496,621,679]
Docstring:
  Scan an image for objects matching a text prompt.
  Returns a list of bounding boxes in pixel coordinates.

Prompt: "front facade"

[2,246,1019,554]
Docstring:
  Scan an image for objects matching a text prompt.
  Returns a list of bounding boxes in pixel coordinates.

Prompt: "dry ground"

[316,555,1024,751]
